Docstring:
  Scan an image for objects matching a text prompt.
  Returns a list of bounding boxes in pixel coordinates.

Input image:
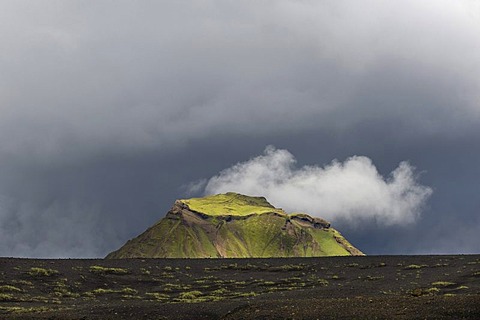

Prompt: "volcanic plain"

[1,255,480,319]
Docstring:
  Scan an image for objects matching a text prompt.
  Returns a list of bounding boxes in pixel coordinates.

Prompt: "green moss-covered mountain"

[106,192,364,258]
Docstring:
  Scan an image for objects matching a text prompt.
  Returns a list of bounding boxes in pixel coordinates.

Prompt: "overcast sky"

[1,1,479,257]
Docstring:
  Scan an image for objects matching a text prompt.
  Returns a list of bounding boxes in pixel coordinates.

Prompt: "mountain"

[106,192,364,258]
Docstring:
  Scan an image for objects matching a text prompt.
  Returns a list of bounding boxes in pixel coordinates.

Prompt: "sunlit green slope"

[181,193,286,216]
[106,193,363,258]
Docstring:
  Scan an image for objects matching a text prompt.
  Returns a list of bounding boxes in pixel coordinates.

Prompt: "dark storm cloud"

[0,1,479,256]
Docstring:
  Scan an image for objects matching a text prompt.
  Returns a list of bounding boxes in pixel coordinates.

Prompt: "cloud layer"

[0,1,479,164]
[205,146,432,226]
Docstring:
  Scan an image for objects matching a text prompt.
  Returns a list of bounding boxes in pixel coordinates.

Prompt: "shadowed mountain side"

[106,193,363,258]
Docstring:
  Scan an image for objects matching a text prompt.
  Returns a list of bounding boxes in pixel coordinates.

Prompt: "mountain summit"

[106,192,363,258]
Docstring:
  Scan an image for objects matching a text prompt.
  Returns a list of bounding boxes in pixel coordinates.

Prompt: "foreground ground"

[0,255,479,319]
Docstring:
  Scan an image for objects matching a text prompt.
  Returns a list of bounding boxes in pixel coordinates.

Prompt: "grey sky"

[0,1,479,257]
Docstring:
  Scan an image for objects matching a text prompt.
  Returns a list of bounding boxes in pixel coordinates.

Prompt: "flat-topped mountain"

[106,192,363,258]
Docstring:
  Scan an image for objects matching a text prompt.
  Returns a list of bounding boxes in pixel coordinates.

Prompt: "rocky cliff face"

[106,193,363,258]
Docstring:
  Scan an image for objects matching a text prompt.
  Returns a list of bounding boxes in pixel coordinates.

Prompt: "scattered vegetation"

[0,306,64,314]
[0,293,14,302]
[178,290,203,300]
[433,263,449,268]
[0,255,479,318]
[431,281,455,287]
[140,268,151,275]
[89,266,129,275]
[27,267,59,277]
[0,285,22,292]
[145,292,169,301]
[404,264,428,270]
[84,287,137,297]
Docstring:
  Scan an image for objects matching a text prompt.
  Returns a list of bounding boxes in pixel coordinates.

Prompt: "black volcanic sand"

[1,255,479,319]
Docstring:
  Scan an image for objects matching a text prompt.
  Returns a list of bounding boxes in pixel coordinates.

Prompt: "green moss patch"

[180,192,286,216]
[89,266,130,275]
[27,267,59,277]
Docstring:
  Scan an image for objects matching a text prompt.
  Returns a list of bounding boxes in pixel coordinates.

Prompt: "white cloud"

[204,146,432,226]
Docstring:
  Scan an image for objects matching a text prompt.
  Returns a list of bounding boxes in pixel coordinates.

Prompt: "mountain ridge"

[106,193,363,258]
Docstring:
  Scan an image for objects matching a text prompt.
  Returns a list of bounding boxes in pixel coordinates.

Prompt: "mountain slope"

[106,192,363,258]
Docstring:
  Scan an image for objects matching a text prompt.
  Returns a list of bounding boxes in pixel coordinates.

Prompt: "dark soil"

[1,255,479,319]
